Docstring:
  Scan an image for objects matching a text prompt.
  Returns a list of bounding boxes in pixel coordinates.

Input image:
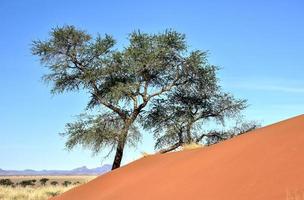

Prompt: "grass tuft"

[141,151,152,157]
[182,142,203,150]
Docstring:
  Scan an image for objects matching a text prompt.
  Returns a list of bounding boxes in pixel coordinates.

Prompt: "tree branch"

[148,72,180,100]
[158,142,182,154]
[90,88,127,120]
[195,131,226,143]
[69,57,128,120]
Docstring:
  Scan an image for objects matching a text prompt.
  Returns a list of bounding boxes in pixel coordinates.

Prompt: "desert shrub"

[39,178,49,186]
[46,191,61,197]
[73,181,80,185]
[19,180,36,187]
[50,181,58,186]
[0,179,14,186]
[62,181,72,187]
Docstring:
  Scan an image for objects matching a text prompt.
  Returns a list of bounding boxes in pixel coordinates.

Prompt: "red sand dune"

[52,114,304,200]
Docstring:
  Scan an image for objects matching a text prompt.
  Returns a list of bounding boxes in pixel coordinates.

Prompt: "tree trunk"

[111,125,129,170]
[159,129,184,154]
[186,123,193,144]
[158,142,181,154]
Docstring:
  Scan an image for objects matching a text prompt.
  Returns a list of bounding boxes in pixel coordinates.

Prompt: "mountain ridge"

[0,165,111,176]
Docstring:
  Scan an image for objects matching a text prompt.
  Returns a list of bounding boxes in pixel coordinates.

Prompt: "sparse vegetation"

[50,181,58,186]
[0,176,95,200]
[0,179,14,186]
[19,179,36,187]
[0,185,74,200]
[73,181,81,185]
[62,180,72,187]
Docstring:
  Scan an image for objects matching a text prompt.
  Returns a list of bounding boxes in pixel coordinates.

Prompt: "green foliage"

[62,181,72,187]
[32,25,253,164]
[19,180,36,187]
[39,178,49,186]
[32,25,200,168]
[143,52,251,152]
[73,181,80,185]
[50,181,58,186]
[46,191,61,197]
[0,179,14,186]
[62,113,141,155]
[203,120,260,146]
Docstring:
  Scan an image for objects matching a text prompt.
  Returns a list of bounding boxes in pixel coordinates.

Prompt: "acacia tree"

[32,26,202,169]
[143,55,256,153]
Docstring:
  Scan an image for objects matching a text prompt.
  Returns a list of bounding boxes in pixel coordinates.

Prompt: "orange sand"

[52,114,304,200]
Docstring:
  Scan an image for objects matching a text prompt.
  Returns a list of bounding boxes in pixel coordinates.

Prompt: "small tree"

[62,180,72,187]
[39,178,49,186]
[144,57,256,153]
[50,181,58,186]
[0,179,14,186]
[32,26,203,169]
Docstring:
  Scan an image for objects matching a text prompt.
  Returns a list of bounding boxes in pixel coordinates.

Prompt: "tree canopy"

[32,26,209,169]
[143,54,256,153]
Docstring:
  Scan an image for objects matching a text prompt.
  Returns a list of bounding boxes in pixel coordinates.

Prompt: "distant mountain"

[0,165,111,176]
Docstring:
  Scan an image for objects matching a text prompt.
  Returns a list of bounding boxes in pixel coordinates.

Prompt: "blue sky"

[0,0,303,170]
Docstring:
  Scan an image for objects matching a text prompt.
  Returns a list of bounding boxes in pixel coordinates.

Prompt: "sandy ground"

[52,114,304,200]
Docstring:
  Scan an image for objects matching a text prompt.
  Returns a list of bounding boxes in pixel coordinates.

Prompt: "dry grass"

[0,176,96,200]
[141,152,152,158]
[0,185,74,200]
[181,142,204,150]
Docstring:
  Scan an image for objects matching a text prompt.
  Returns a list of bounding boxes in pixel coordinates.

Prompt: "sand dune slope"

[52,115,304,200]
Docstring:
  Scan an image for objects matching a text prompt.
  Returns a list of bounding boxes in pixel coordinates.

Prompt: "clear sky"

[0,0,303,170]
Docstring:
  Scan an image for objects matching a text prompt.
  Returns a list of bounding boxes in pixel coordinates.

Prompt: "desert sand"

[52,114,304,200]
